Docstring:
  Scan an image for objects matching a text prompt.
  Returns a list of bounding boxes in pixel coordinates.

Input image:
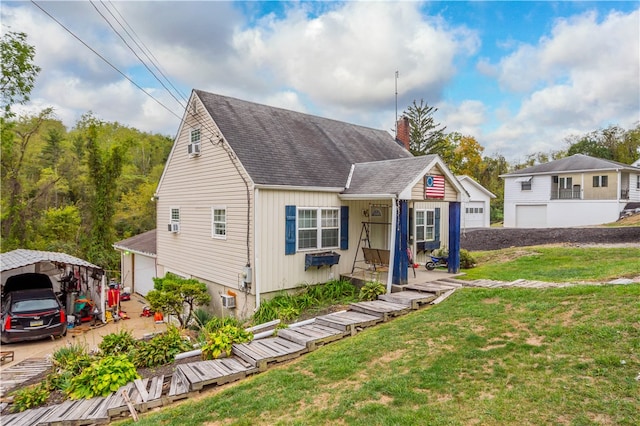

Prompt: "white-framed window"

[170,207,180,223]
[415,209,435,241]
[593,175,608,187]
[212,207,226,239]
[190,128,201,145]
[297,208,339,250]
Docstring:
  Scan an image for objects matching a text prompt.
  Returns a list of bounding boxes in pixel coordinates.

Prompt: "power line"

[30,0,183,122]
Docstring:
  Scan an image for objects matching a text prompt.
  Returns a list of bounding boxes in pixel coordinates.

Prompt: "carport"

[1,249,107,322]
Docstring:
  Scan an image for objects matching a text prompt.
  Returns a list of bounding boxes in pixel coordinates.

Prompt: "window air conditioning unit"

[188,143,201,156]
[221,294,236,309]
[168,222,180,233]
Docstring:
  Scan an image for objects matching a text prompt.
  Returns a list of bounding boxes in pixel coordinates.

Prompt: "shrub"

[51,342,92,375]
[98,330,137,355]
[459,249,477,269]
[67,355,139,399]
[133,325,192,368]
[201,324,253,360]
[147,273,211,328]
[359,281,386,301]
[10,384,50,412]
[190,308,214,331]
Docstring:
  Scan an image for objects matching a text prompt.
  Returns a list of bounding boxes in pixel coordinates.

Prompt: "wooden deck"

[2,277,470,425]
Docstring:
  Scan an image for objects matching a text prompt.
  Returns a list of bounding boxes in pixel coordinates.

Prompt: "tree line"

[2,32,638,272]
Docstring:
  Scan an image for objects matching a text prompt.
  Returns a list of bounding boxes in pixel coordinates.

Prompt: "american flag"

[425,175,445,199]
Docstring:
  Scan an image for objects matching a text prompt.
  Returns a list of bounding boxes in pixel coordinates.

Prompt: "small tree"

[403,99,448,157]
[146,273,211,328]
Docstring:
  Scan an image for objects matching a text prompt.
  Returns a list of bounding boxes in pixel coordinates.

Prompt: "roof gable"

[457,175,496,198]
[502,154,640,176]
[113,230,156,256]
[195,90,412,188]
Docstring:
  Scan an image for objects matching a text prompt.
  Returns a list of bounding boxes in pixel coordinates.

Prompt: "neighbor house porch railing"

[550,189,581,200]
[621,189,630,199]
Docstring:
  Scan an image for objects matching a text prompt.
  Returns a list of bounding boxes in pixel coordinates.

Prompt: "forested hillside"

[1,110,172,271]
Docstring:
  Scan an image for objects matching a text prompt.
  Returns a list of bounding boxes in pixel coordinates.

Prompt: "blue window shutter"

[285,205,296,255]
[434,207,441,242]
[340,206,349,250]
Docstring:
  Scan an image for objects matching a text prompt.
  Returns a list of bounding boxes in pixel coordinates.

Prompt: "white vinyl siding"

[212,207,226,239]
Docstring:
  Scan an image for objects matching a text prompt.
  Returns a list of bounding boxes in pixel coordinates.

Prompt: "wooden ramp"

[232,337,307,371]
[1,405,57,426]
[349,300,411,321]
[276,322,346,351]
[315,310,382,335]
[378,291,437,309]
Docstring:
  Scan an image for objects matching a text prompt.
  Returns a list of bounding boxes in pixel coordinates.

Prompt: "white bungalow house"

[501,154,640,228]
[456,175,496,228]
[154,90,466,317]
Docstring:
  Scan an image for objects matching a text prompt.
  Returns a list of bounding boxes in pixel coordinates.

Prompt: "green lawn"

[118,284,640,426]
[461,246,640,282]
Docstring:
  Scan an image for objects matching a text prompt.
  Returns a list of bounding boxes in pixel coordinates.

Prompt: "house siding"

[410,170,458,202]
[583,171,618,200]
[156,99,253,306]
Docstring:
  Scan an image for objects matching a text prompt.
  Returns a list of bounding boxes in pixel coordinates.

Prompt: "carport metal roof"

[0,249,103,273]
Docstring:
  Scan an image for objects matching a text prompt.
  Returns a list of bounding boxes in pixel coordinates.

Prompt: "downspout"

[386,197,398,294]
[254,187,260,309]
[100,274,106,323]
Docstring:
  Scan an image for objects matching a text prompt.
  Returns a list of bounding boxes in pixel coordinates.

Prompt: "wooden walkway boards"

[0,357,52,398]
[3,277,473,425]
[277,322,345,351]
[315,310,382,335]
[232,337,308,371]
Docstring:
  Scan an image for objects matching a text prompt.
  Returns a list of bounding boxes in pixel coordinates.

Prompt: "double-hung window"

[298,208,339,250]
[415,209,435,241]
[593,175,608,187]
[169,207,180,233]
[190,128,201,146]
[212,207,226,239]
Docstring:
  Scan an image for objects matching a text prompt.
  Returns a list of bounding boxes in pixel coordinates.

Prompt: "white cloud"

[483,9,640,159]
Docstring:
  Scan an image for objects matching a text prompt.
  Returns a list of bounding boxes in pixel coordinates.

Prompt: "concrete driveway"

[0,293,166,369]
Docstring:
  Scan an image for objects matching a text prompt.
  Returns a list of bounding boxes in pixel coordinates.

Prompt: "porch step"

[378,291,436,309]
[404,282,459,295]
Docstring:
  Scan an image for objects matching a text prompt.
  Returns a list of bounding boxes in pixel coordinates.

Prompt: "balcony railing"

[621,189,630,199]
[550,189,581,200]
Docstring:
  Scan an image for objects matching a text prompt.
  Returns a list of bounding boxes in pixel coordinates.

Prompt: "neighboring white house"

[113,230,157,296]
[153,90,466,318]
[501,154,640,228]
[456,175,495,228]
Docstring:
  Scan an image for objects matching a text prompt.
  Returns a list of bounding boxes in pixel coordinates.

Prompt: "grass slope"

[462,247,640,282]
[119,284,640,426]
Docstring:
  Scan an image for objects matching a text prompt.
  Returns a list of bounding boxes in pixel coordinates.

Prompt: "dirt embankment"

[460,226,640,251]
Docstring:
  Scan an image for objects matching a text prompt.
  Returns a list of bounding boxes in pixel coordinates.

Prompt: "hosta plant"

[359,281,386,301]
[10,384,50,412]
[67,355,139,399]
[201,324,253,360]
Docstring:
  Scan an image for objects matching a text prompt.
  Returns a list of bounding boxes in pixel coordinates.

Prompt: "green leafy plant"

[147,273,211,328]
[98,329,137,355]
[459,249,477,269]
[46,370,73,392]
[67,355,139,399]
[10,384,50,412]
[133,325,192,368]
[51,342,92,375]
[359,281,386,301]
[201,324,253,360]
[190,308,214,331]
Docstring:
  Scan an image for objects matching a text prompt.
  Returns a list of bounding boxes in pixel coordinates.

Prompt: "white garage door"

[134,255,156,296]
[464,201,485,228]
[516,205,547,228]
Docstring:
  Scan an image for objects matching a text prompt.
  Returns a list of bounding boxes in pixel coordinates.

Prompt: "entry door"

[369,205,390,249]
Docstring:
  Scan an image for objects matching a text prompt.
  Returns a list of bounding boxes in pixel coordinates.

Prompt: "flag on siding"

[425,175,445,199]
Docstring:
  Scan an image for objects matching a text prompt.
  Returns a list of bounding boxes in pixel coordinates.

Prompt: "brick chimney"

[396,116,410,151]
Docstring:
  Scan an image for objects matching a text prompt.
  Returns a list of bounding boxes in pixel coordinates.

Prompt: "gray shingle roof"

[503,154,640,176]
[1,249,102,273]
[344,155,438,196]
[113,230,156,256]
[195,90,412,188]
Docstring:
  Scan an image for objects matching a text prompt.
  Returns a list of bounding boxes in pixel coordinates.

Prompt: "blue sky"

[2,1,639,162]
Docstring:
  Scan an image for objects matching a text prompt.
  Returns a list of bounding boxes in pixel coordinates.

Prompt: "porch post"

[448,201,461,273]
[393,200,409,285]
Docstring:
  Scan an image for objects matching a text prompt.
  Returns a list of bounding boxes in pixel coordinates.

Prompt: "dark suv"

[1,273,67,344]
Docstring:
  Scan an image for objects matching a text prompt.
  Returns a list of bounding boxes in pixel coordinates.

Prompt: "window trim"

[415,209,435,242]
[211,206,227,240]
[190,128,201,146]
[170,207,180,223]
[296,207,340,251]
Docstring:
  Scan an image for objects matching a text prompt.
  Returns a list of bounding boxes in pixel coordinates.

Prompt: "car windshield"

[12,298,59,313]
